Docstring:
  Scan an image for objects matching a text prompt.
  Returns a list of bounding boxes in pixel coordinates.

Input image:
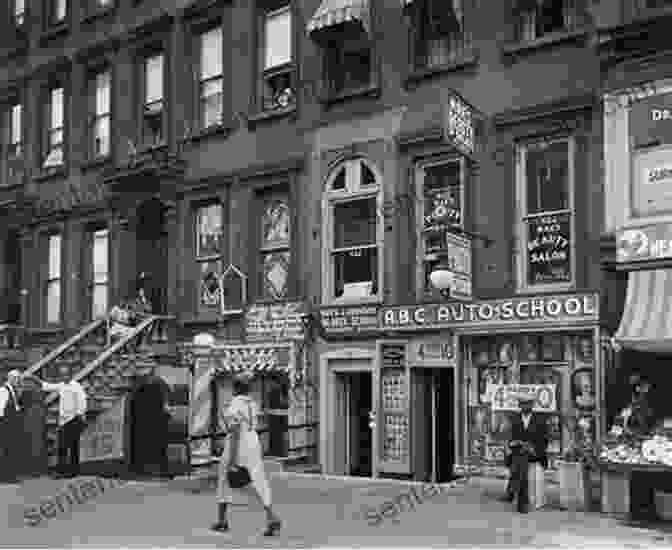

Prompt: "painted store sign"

[380,293,598,331]
[616,224,672,263]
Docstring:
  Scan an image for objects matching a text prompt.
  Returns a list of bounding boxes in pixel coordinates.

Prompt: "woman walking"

[211,372,282,536]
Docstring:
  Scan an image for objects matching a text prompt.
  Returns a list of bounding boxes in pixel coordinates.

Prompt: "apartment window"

[516,0,577,42]
[141,53,164,148]
[324,158,382,303]
[13,0,26,26]
[408,0,467,69]
[199,27,224,129]
[46,234,62,324]
[43,86,65,169]
[89,69,111,159]
[322,28,373,96]
[259,4,295,112]
[195,203,224,311]
[516,138,575,290]
[48,0,67,25]
[259,194,291,300]
[3,102,23,185]
[91,229,109,319]
[416,159,465,295]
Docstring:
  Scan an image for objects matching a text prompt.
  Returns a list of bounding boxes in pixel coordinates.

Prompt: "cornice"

[181,0,233,21]
[494,93,597,128]
[122,12,174,45]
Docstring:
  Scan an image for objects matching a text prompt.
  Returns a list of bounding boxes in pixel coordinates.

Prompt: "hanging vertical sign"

[443,90,477,158]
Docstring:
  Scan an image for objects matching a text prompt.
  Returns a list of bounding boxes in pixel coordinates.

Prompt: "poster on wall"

[526,212,572,285]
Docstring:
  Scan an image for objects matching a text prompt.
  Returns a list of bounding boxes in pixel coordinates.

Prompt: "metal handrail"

[25,318,107,377]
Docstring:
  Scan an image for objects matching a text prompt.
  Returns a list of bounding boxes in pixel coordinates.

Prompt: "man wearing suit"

[505,394,548,513]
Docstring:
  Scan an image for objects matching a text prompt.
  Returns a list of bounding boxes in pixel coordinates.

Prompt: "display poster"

[632,146,672,217]
[526,212,571,285]
[490,384,557,413]
[80,395,127,463]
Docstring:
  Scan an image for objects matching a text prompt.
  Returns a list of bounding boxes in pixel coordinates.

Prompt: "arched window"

[322,158,383,303]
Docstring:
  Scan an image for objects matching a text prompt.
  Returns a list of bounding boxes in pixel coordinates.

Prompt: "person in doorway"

[131,272,153,318]
[31,376,87,478]
[0,370,24,483]
[212,371,282,536]
[505,394,548,513]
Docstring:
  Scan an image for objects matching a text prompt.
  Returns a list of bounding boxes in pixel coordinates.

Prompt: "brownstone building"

[0,0,661,483]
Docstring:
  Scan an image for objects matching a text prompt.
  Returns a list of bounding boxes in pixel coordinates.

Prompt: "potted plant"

[557,439,596,511]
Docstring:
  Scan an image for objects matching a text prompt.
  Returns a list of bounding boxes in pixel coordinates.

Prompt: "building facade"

[0,0,662,481]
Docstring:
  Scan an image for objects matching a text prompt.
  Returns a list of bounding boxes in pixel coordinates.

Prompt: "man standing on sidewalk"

[0,370,23,483]
[32,376,88,478]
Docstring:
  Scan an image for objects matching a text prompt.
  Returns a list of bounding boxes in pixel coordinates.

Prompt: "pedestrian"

[211,371,282,536]
[506,394,548,513]
[0,369,24,483]
[31,375,88,478]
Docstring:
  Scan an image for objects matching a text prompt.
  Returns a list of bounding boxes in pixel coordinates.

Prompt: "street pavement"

[1,471,671,548]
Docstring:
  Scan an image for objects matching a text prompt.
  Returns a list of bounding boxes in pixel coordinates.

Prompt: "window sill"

[323,296,382,307]
[501,28,588,61]
[39,23,70,45]
[33,165,68,182]
[246,105,297,128]
[404,51,479,89]
[0,179,25,191]
[185,122,234,144]
[27,326,65,336]
[80,156,112,173]
[82,6,116,25]
[319,84,381,107]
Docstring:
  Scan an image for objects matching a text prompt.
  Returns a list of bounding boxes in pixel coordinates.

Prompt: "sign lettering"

[319,305,379,336]
[526,212,571,284]
[617,224,672,263]
[444,91,476,157]
[244,301,306,341]
[491,384,557,413]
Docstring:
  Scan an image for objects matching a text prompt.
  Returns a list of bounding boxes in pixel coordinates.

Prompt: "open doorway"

[129,377,169,477]
[413,368,455,483]
[135,199,168,314]
[334,371,373,476]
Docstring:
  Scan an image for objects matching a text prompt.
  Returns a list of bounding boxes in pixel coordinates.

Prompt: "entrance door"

[135,199,168,314]
[412,368,455,482]
[0,229,21,324]
[334,371,373,476]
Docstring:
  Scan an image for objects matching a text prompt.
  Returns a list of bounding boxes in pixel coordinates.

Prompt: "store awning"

[306,0,370,36]
[211,346,291,375]
[614,269,672,353]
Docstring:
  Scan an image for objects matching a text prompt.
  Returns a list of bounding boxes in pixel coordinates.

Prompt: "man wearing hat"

[505,393,548,513]
[0,370,24,483]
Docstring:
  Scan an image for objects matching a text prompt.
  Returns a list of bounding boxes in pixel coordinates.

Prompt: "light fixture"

[429,260,454,292]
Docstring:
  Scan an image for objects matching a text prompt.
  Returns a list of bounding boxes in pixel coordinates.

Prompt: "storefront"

[318,292,601,482]
[182,301,318,467]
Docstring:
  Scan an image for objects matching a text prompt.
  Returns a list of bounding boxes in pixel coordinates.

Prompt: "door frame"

[320,347,379,477]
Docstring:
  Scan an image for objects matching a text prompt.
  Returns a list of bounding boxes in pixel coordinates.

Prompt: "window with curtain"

[43,86,65,169]
[260,3,295,112]
[199,27,224,129]
[90,69,111,159]
[324,158,382,302]
[517,138,575,289]
[259,193,291,300]
[3,102,23,185]
[142,53,164,148]
[91,229,109,319]
[46,234,62,324]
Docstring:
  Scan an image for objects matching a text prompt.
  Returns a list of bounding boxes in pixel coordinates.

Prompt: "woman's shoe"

[263,519,281,537]
[210,521,230,533]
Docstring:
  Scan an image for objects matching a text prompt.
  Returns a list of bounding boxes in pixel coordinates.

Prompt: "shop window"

[45,233,62,325]
[88,68,112,160]
[323,158,382,304]
[258,192,291,301]
[258,3,295,112]
[42,85,65,170]
[195,203,224,313]
[516,138,575,291]
[140,53,165,149]
[91,228,109,319]
[2,101,23,186]
[515,0,578,42]
[13,0,26,27]
[198,26,224,130]
[416,158,465,296]
[406,0,469,70]
[322,27,373,97]
[46,0,67,25]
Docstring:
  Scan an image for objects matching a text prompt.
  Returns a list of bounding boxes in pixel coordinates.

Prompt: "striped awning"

[212,346,290,375]
[614,269,672,353]
[306,0,370,36]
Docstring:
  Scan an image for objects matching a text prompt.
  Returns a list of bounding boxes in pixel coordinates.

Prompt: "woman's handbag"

[226,465,252,489]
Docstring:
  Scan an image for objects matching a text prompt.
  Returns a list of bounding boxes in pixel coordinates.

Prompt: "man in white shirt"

[0,369,23,483]
[33,376,88,478]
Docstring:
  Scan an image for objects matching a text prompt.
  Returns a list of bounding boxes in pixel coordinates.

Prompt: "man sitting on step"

[30,375,87,478]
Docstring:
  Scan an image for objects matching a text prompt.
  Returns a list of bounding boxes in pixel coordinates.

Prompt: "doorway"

[334,371,373,476]
[129,377,169,476]
[413,368,455,483]
[135,199,168,314]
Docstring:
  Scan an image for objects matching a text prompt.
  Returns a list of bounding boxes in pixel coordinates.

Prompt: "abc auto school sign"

[380,293,598,331]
